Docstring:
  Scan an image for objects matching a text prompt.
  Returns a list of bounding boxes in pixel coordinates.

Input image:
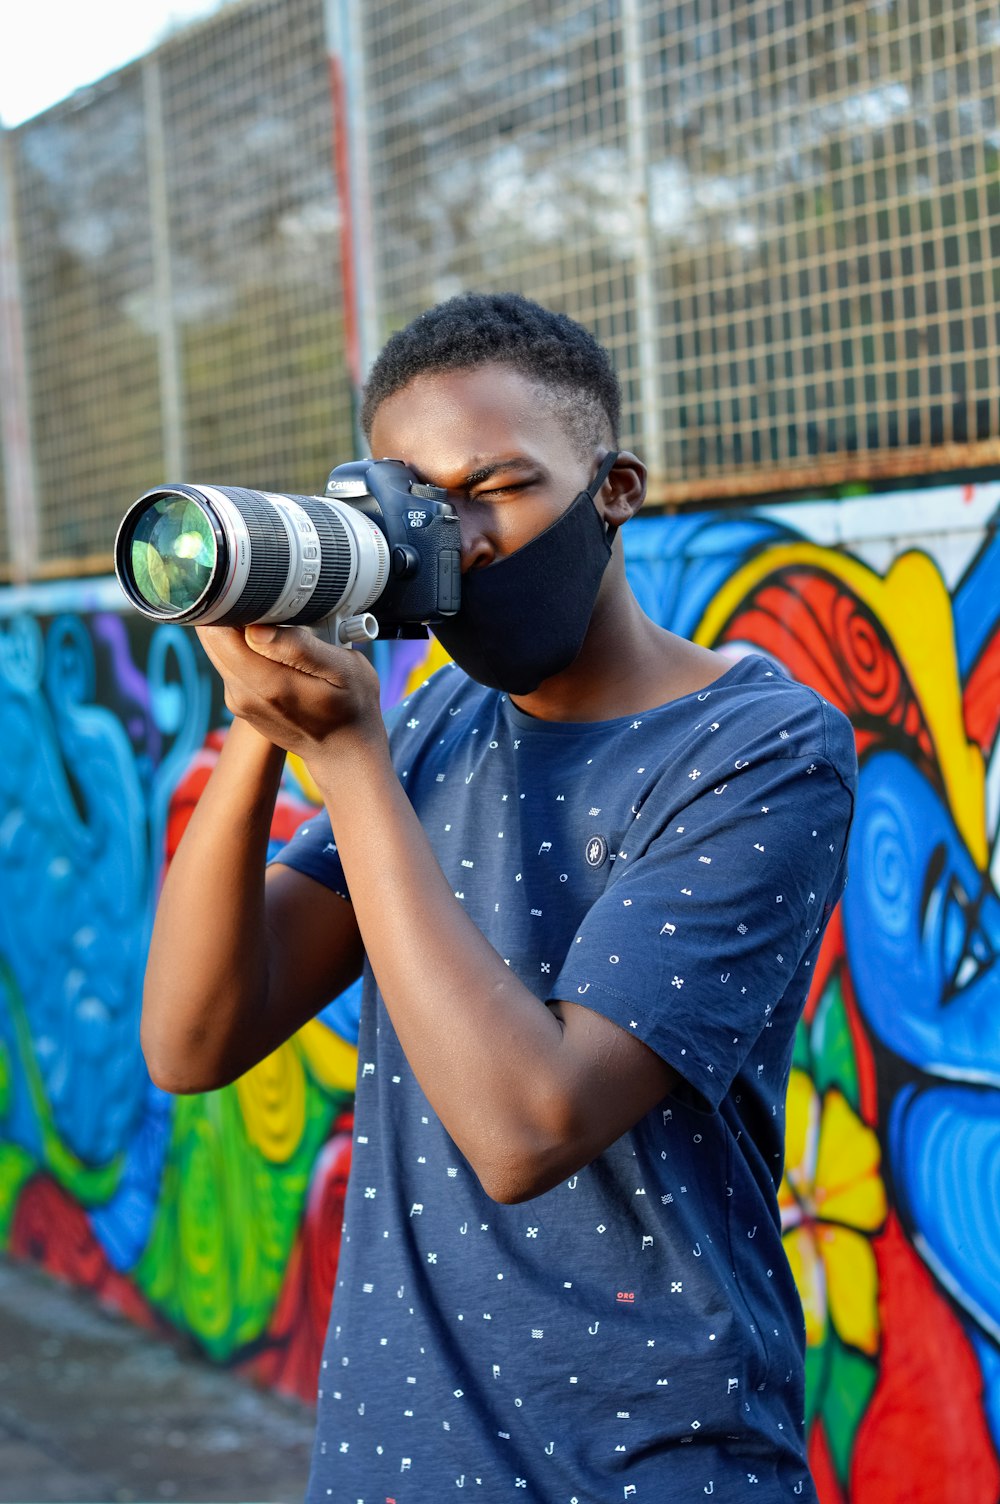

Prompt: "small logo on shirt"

[585,834,608,868]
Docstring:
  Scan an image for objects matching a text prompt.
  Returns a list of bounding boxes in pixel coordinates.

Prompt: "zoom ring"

[283,497,354,624]
[212,488,292,624]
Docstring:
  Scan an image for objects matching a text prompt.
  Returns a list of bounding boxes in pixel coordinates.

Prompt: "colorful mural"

[0,484,997,1500]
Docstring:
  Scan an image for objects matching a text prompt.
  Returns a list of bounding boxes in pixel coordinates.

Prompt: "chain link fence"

[0,0,354,577]
[1,0,998,577]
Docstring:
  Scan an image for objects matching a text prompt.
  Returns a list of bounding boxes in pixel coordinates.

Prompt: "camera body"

[324,460,461,638]
[114,458,461,645]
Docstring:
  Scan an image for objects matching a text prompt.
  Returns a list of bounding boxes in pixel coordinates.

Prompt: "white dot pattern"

[277,655,854,1501]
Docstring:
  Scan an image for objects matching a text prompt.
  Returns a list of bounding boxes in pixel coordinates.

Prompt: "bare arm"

[141,693,364,1095]
[207,624,676,1202]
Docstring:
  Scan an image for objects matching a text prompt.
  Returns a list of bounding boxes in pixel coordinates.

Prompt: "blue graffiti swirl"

[0,613,149,1165]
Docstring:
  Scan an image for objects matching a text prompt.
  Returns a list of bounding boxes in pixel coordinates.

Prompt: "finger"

[244,623,350,680]
[195,624,257,678]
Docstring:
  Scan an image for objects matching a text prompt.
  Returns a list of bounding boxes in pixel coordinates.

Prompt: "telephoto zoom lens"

[115,484,390,635]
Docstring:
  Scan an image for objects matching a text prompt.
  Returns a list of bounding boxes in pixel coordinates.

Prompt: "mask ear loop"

[587,450,620,543]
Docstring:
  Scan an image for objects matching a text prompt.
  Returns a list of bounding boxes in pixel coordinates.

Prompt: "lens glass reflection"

[130,496,216,614]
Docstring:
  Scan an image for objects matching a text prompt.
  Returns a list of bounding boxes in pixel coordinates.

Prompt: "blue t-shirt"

[276,653,856,1503]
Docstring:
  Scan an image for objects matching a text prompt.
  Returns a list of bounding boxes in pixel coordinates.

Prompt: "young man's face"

[367,364,607,570]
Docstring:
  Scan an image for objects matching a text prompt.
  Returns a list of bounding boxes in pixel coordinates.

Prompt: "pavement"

[0,1257,315,1504]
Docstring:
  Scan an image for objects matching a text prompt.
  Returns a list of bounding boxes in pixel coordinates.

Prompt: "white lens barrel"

[119,484,393,631]
[330,500,391,614]
[260,496,328,624]
[178,489,391,629]
[247,494,389,628]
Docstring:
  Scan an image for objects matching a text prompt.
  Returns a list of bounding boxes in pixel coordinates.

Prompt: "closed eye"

[460,458,544,499]
[475,481,534,499]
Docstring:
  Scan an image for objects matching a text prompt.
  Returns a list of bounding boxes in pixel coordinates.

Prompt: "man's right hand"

[194,622,385,762]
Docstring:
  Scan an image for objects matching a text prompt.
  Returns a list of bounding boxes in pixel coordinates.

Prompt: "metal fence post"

[324,0,379,449]
[0,128,39,581]
[621,0,664,490]
[143,55,185,481]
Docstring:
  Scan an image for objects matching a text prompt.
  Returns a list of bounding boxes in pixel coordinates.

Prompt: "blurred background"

[0,2,998,1501]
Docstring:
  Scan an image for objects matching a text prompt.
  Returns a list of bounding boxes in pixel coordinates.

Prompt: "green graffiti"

[809,976,860,1113]
[792,967,881,1454]
[804,1326,828,1434]
[0,1037,10,1120]
[804,1327,878,1481]
[0,1142,36,1248]
[0,960,123,1205]
[822,1333,877,1486]
[135,1067,343,1361]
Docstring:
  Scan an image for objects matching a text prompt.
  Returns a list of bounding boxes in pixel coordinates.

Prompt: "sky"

[0,0,229,126]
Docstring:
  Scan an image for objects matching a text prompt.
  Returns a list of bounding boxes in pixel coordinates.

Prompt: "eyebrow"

[459,456,540,488]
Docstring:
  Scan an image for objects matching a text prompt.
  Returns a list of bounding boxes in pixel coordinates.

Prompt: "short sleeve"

[552,753,854,1109]
[271,809,351,901]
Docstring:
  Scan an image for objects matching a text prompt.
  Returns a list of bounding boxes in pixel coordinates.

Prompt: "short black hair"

[361,292,621,455]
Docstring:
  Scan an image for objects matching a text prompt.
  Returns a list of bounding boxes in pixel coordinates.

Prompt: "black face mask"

[432,452,619,695]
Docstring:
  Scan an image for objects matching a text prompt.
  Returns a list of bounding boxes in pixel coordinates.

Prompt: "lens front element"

[130,496,217,615]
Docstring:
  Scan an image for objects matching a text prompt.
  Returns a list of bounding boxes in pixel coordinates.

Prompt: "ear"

[598,450,647,529]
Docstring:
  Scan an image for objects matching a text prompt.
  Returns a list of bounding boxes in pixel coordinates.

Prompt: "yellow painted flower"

[779,1069,887,1356]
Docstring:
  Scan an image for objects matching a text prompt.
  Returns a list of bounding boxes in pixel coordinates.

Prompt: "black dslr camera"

[114,459,461,644]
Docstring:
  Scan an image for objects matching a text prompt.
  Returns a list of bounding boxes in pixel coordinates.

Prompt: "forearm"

[312,736,580,1201]
[190,626,671,1191]
[141,718,286,1092]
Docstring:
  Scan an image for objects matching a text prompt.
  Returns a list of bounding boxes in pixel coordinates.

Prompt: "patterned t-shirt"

[276,652,857,1503]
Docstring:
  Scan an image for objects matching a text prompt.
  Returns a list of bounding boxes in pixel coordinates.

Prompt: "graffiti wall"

[0,484,997,1500]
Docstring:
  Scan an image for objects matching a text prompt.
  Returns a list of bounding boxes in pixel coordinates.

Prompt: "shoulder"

[705,654,857,791]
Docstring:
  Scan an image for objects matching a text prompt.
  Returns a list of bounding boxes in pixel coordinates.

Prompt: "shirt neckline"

[500,652,774,734]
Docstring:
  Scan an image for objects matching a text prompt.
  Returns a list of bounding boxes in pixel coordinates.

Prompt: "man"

[142,293,856,1501]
